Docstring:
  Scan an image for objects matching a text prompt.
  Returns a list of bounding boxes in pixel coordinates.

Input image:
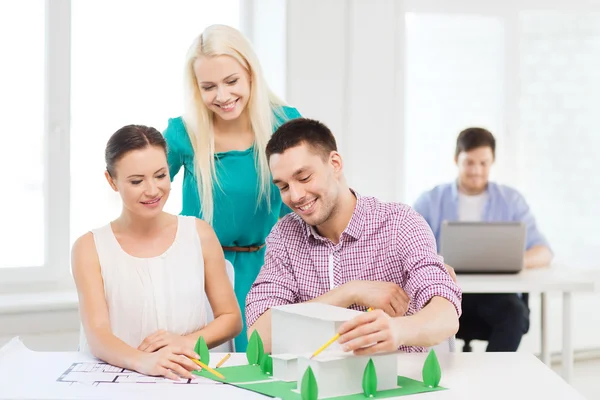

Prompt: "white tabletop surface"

[398,351,586,399]
[0,344,587,400]
[457,265,596,293]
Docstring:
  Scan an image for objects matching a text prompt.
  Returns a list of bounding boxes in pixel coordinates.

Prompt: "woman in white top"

[71,124,242,381]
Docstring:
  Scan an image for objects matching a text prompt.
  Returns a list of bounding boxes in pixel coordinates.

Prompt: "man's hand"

[348,281,409,317]
[137,330,193,353]
[336,309,400,355]
[444,264,457,282]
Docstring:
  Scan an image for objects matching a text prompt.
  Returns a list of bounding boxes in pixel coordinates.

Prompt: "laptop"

[439,221,526,274]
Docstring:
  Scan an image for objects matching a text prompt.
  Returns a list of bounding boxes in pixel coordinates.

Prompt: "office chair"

[457,293,529,352]
[431,336,457,353]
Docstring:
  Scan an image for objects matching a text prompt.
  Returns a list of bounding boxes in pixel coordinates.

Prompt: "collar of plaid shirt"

[304,189,364,244]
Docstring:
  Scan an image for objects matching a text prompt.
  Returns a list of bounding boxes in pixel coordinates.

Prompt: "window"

[0,1,241,291]
[0,2,45,270]
[70,0,240,245]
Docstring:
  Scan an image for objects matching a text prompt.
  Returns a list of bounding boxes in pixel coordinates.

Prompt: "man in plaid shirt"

[246,118,462,355]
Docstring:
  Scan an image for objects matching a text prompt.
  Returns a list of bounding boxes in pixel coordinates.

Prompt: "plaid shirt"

[245,194,462,352]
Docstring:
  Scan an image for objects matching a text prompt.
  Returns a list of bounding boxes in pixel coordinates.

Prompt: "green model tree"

[194,336,210,365]
[246,330,265,365]
[422,349,441,388]
[362,358,378,397]
[301,366,318,400]
[259,352,273,375]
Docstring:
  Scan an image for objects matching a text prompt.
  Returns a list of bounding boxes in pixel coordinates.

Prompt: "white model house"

[270,353,299,382]
[271,303,363,355]
[297,353,397,398]
[270,303,398,398]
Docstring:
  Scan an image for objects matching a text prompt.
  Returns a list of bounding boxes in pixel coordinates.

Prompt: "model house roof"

[272,302,363,322]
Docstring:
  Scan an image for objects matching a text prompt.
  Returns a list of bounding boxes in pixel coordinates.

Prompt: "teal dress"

[163,106,301,351]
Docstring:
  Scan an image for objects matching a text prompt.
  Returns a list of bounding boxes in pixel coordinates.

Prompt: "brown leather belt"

[222,244,265,252]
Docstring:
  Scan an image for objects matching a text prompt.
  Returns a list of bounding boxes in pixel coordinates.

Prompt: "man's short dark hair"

[455,127,496,159]
[266,118,338,160]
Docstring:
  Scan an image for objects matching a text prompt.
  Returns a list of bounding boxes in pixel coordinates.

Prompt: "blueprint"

[57,361,214,385]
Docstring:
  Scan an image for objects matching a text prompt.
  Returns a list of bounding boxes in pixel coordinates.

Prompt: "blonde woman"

[163,24,301,351]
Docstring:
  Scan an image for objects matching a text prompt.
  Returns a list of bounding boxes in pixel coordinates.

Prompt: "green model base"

[194,365,445,399]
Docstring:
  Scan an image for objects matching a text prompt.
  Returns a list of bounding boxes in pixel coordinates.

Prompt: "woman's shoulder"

[71,231,101,273]
[72,222,112,253]
[176,215,213,241]
[163,116,193,153]
[164,116,185,133]
[279,105,302,119]
[272,105,302,130]
[72,231,96,253]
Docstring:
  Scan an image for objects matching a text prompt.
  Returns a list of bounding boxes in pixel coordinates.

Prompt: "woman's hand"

[138,330,193,353]
[136,345,201,381]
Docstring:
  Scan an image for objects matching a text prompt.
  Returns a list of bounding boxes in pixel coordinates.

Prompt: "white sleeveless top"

[79,215,208,353]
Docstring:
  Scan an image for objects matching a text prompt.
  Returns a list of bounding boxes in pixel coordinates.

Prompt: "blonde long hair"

[182,24,286,225]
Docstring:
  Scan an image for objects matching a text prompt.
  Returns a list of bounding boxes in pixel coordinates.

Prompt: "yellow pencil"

[310,307,374,359]
[310,333,340,359]
[189,357,225,379]
[215,353,231,368]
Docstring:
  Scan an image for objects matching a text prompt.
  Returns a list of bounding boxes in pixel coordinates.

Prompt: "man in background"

[413,127,553,352]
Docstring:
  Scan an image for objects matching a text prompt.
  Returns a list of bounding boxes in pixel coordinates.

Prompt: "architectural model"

[195,302,445,399]
[271,303,398,398]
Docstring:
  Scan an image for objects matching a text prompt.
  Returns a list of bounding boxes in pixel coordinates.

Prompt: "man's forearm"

[393,296,459,348]
[524,245,553,269]
[306,283,356,308]
[249,284,356,353]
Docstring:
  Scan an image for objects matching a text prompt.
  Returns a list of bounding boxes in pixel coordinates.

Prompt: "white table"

[457,265,596,384]
[395,351,585,399]
[0,345,586,400]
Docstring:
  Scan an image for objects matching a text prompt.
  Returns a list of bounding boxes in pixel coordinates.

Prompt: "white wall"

[0,308,79,351]
[285,0,405,203]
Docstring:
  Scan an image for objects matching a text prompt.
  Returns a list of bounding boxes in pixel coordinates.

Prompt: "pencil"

[310,333,340,359]
[189,357,225,380]
[310,307,374,359]
[215,353,231,368]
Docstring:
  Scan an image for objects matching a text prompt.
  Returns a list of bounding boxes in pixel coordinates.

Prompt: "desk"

[457,266,596,384]
[398,351,585,399]
[0,347,586,400]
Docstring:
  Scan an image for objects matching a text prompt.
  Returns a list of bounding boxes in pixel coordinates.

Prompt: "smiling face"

[455,146,494,195]
[193,54,251,122]
[105,145,171,218]
[270,142,343,227]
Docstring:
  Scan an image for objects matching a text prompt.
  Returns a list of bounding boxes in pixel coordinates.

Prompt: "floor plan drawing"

[57,362,217,386]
